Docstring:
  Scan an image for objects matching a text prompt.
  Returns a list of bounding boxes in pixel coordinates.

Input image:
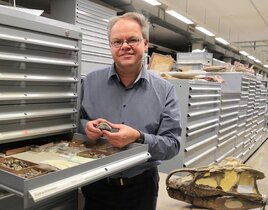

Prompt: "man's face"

[109,19,148,70]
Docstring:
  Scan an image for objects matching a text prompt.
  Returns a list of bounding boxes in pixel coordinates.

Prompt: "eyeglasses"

[110,37,143,48]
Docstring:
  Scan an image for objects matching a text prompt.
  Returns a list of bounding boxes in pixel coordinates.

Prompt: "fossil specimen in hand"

[96,122,112,132]
[166,157,267,210]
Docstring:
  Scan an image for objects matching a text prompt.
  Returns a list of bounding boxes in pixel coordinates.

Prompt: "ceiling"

[1,0,268,70]
[95,0,268,69]
[162,0,268,65]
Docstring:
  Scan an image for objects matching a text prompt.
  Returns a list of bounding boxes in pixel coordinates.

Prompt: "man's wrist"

[136,130,145,144]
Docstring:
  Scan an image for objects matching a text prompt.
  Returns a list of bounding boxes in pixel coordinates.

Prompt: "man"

[80,12,181,210]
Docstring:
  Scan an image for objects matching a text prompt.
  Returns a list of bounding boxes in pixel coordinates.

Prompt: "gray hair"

[107,12,150,41]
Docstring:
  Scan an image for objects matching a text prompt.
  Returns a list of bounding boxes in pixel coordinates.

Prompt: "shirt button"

[123,105,126,108]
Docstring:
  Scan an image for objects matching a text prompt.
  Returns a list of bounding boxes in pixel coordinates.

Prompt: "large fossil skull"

[166,157,267,210]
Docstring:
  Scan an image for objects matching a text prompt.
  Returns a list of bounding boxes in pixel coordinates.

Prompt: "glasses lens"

[111,38,143,48]
[128,38,141,46]
[111,40,123,47]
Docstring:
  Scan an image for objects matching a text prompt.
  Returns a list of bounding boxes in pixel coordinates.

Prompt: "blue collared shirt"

[80,64,181,177]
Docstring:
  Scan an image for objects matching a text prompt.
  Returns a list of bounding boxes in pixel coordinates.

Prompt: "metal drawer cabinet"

[255,81,267,146]
[0,7,82,144]
[262,81,268,133]
[216,92,240,162]
[242,79,257,161]
[244,80,267,160]
[51,0,117,74]
[0,190,77,210]
[159,79,221,172]
[204,74,242,162]
[176,52,213,70]
[234,77,250,158]
[76,0,115,72]
[204,72,268,162]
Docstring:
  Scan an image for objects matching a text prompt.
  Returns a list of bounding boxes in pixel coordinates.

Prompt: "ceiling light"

[239,51,249,56]
[248,55,256,60]
[166,10,194,24]
[264,65,268,68]
[143,0,161,6]
[195,26,215,36]
[230,45,238,51]
[215,37,230,45]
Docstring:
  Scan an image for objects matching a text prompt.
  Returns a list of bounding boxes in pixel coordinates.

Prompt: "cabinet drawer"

[0,134,150,209]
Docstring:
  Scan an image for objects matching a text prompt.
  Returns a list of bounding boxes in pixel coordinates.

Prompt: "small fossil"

[0,159,30,170]
[77,150,108,159]
[18,168,45,179]
[96,122,112,132]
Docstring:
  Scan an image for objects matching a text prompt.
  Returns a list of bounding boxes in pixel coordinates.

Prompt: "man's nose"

[122,40,130,46]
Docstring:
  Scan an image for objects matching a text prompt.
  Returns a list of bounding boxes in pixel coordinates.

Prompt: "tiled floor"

[246,140,268,198]
[157,140,268,210]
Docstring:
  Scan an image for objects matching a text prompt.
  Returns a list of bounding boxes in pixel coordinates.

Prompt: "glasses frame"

[110,37,144,48]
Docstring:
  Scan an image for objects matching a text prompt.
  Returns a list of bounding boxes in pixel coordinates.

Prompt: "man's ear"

[144,39,149,51]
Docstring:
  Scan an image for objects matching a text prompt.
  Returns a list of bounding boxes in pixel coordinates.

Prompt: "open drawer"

[0,133,150,209]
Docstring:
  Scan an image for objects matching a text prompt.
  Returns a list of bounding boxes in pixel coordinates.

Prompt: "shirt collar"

[108,63,149,84]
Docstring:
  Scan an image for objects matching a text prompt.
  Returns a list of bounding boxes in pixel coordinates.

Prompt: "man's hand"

[85,118,110,141]
[102,123,140,148]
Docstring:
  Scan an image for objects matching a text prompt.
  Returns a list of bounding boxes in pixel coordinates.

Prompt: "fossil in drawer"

[166,157,267,210]
[0,157,37,172]
[0,157,50,179]
[17,167,50,179]
[77,150,111,159]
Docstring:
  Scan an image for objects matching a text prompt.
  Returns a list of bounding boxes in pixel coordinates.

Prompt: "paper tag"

[237,185,254,193]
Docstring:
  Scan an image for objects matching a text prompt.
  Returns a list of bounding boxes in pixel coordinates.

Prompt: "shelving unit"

[51,0,116,75]
[159,72,268,173]
[159,80,221,172]
[176,52,213,70]
[216,92,240,162]
[205,72,268,163]
[0,7,81,144]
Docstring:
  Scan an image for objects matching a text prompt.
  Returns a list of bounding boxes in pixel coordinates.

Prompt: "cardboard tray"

[16,167,50,180]
[0,157,38,173]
